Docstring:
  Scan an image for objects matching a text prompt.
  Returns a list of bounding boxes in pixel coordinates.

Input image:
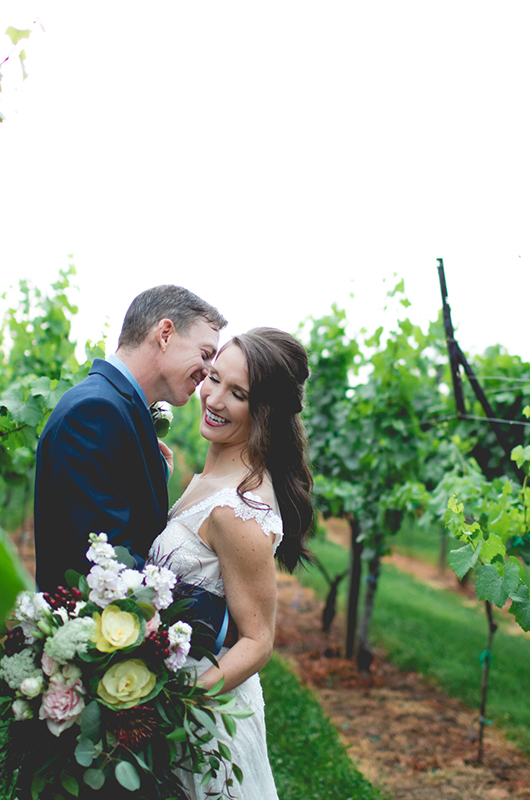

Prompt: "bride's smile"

[199,344,251,446]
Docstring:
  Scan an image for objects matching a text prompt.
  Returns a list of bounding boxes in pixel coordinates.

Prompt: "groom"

[34,285,231,652]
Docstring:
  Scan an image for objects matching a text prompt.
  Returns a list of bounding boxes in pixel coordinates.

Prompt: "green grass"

[261,652,385,800]
[300,537,530,754]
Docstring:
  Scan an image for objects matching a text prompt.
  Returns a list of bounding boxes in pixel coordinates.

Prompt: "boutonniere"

[149,402,173,438]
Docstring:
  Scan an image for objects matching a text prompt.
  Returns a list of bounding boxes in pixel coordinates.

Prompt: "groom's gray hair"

[118,285,227,348]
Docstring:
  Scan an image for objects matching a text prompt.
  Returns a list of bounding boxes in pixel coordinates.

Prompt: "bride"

[148,327,313,800]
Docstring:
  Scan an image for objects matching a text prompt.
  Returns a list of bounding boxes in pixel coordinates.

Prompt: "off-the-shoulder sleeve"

[177,488,284,552]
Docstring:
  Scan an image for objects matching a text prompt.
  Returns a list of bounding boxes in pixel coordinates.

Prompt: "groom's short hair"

[118,285,227,349]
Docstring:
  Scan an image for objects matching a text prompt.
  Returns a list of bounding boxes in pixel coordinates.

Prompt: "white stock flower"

[142,564,177,610]
[86,532,117,567]
[165,620,192,672]
[167,620,192,648]
[87,561,128,607]
[14,592,36,621]
[33,593,52,616]
[54,607,69,624]
[12,699,33,721]
[12,591,51,643]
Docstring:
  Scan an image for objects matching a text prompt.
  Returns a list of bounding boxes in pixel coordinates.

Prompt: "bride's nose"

[207,384,225,409]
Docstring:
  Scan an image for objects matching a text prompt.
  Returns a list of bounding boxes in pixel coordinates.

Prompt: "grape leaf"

[475,562,520,608]
[508,584,530,631]
[5,27,31,45]
[480,533,505,563]
[448,542,482,580]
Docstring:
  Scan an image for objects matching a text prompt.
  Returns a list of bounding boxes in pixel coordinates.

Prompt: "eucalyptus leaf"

[64,569,82,589]
[115,761,141,791]
[80,700,101,742]
[83,769,105,790]
[75,736,96,767]
[113,546,136,568]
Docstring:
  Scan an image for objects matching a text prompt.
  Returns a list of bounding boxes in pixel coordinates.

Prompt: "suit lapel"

[89,359,166,484]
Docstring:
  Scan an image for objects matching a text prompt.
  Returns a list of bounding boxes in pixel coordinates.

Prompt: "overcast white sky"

[1,2,529,361]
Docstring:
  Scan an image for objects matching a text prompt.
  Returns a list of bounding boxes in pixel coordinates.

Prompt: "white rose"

[20,674,44,699]
[12,699,33,721]
[121,569,144,592]
[62,664,83,686]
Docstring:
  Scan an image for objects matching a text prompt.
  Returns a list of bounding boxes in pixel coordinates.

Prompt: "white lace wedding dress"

[148,473,282,800]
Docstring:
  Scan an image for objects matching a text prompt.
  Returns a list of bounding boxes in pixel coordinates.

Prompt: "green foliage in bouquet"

[0,535,248,800]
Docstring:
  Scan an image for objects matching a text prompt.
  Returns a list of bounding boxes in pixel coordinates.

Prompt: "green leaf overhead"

[5,27,31,45]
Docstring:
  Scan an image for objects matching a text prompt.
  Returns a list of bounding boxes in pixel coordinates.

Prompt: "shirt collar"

[107,354,149,410]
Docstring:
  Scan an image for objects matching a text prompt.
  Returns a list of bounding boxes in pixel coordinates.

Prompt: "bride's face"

[199,344,252,447]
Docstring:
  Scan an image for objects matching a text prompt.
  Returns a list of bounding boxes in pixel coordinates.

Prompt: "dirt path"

[274,572,530,799]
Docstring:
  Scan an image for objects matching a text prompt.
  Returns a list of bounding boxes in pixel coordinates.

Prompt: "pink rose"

[41,651,59,677]
[145,610,161,637]
[39,680,85,736]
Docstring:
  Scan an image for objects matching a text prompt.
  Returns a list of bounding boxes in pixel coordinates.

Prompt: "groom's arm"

[35,397,166,591]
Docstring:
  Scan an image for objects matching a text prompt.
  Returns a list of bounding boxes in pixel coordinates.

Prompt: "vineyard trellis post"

[437,257,523,483]
[437,257,524,761]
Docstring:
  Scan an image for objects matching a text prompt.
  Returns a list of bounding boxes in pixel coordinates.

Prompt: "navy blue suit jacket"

[34,359,168,592]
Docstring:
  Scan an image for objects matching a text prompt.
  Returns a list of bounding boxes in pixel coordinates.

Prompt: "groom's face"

[159,317,219,407]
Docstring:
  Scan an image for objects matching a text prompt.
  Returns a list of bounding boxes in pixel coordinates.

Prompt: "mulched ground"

[274,572,530,800]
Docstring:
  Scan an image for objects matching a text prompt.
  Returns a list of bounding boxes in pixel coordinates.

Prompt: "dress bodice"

[148,475,283,597]
[148,473,282,799]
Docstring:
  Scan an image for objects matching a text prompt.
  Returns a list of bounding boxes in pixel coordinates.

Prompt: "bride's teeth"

[207,408,228,424]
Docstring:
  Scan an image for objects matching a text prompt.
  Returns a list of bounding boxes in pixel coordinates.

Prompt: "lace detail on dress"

[173,487,284,552]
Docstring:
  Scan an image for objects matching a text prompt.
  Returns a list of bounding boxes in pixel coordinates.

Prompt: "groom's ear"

[155,319,175,352]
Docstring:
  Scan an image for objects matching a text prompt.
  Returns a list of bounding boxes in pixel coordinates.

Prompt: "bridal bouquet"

[0,534,246,800]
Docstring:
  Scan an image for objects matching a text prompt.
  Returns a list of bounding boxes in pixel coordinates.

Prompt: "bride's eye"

[208,375,220,384]
[233,391,245,401]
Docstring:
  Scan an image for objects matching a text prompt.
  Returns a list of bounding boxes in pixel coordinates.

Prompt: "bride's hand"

[158,440,174,479]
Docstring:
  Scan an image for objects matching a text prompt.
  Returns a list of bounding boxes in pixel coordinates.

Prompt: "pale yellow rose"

[92,605,141,653]
[97,659,156,709]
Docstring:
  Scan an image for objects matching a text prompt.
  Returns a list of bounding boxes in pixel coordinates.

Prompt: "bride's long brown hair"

[228,328,313,572]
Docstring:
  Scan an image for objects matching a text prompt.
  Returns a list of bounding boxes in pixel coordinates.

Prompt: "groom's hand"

[158,440,174,479]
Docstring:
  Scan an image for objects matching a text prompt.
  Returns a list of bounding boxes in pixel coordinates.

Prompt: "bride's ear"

[155,319,175,352]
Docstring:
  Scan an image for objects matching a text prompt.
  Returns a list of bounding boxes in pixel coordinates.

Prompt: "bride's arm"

[196,505,277,693]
